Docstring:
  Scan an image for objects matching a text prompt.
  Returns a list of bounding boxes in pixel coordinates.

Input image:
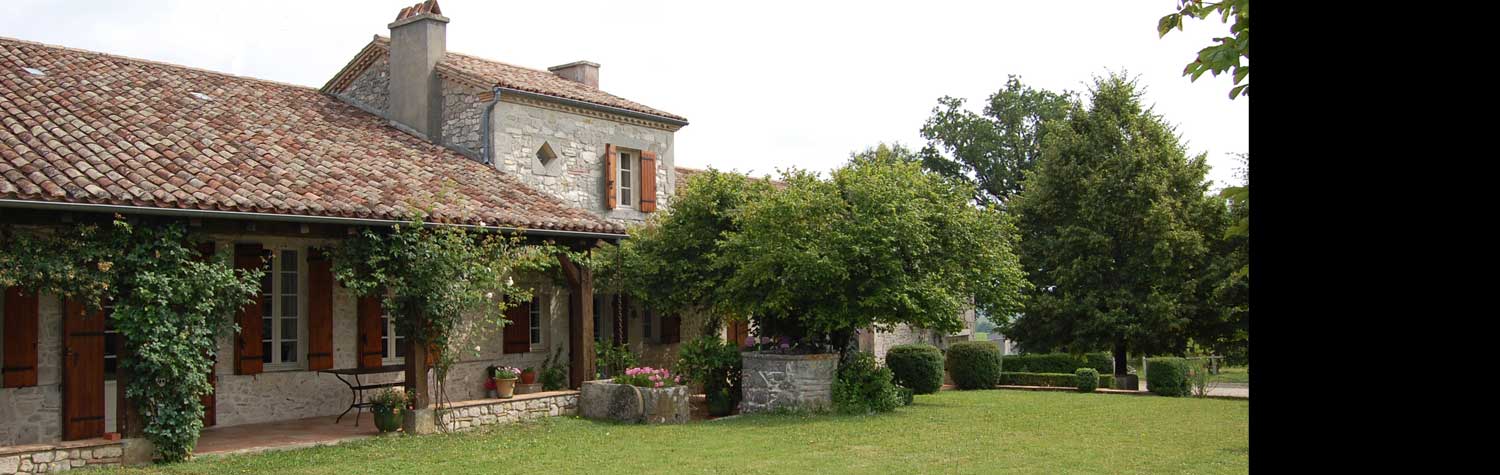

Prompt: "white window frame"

[260,246,306,371]
[616,149,638,209]
[529,296,545,351]
[381,311,405,365]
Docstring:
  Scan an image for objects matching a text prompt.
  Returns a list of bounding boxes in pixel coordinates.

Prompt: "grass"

[105,391,1248,474]
[1208,366,1249,384]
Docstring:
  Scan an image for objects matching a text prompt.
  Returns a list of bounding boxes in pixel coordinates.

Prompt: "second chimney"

[388,0,448,139]
[549,61,600,88]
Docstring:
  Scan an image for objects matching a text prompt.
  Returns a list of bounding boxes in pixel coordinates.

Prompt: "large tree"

[1192,154,1248,363]
[1006,74,1226,375]
[919,76,1074,206]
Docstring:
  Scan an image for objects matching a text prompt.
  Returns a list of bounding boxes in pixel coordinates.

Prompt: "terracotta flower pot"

[521,369,538,385]
[495,377,517,398]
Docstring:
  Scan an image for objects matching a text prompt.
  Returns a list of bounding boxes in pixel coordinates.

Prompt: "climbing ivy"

[0,217,260,463]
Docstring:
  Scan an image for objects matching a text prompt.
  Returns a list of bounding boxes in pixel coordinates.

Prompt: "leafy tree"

[719,146,1029,353]
[1006,74,1227,375]
[1159,0,1250,99]
[919,76,1074,206]
[333,210,551,408]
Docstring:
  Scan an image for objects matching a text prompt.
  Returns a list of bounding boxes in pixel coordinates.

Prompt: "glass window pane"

[260,272,271,293]
[282,271,297,295]
[261,296,272,317]
[262,342,272,363]
[281,250,298,270]
[282,317,297,339]
[262,318,272,341]
[282,296,297,317]
[395,337,406,357]
[282,342,297,362]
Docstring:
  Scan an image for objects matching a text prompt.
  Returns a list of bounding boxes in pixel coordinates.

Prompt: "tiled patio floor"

[194,412,382,456]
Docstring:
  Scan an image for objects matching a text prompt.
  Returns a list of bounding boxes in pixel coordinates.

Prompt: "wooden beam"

[405,312,431,409]
[558,253,594,388]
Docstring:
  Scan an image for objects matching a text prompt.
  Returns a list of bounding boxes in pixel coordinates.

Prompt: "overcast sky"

[3,0,1247,188]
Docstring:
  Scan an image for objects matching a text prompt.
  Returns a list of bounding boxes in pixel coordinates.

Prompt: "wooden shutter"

[357,295,384,368]
[604,144,618,209]
[195,241,218,426]
[306,249,335,371]
[62,299,106,440]
[661,314,681,345]
[639,150,658,212]
[3,287,39,388]
[503,299,531,354]
[233,244,265,375]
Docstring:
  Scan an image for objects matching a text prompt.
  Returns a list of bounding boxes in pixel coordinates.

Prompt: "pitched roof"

[325,36,686,123]
[0,36,624,235]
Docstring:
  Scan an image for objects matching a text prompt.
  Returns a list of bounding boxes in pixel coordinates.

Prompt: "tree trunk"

[1113,339,1128,376]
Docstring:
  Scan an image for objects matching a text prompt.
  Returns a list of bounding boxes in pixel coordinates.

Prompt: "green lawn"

[1209,366,1250,384]
[108,391,1248,474]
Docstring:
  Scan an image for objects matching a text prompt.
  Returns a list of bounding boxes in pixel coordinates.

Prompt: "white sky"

[3,0,1247,188]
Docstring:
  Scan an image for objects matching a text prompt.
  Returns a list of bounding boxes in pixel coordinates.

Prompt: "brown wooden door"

[727,320,751,349]
[63,299,106,440]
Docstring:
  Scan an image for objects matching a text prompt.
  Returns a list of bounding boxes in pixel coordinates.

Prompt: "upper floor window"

[260,248,302,369]
[617,150,636,208]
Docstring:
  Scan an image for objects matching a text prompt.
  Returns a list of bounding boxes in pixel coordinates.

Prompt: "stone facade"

[0,296,63,446]
[0,441,122,474]
[339,56,390,115]
[862,308,978,362]
[439,81,484,157]
[739,352,838,413]
[437,391,577,432]
[579,381,689,424]
[489,95,676,226]
[1,232,575,447]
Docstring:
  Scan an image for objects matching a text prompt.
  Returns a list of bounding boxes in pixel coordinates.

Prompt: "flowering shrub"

[613,366,683,388]
[493,366,522,380]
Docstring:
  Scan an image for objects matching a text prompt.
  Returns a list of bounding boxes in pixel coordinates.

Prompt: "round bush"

[1146,358,1191,397]
[885,344,945,394]
[945,341,1001,390]
[1075,368,1099,392]
[832,352,902,414]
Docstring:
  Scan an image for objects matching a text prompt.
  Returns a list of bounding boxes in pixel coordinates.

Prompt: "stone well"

[740,352,839,414]
[579,381,690,424]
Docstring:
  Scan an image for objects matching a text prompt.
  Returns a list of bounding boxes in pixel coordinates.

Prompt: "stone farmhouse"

[1,1,697,464]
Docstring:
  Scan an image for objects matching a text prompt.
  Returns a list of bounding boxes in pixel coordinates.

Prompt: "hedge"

[998,372,1114,389]
[946,341,1001,389]
[1146,357,1192,397]
[885,344,945,394]
[999,352,1113,374]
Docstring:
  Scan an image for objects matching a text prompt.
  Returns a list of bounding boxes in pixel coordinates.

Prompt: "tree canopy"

[1006,74,1227,373]
[919,76,1074,206]
[626,146,1028,353]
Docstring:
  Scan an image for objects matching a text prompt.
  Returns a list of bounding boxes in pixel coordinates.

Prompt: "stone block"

[2,455,20,474]
[740,352,838,414]
[580,380,689,424]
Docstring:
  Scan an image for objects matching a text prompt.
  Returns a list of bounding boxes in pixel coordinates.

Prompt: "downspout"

[480,86,502,165]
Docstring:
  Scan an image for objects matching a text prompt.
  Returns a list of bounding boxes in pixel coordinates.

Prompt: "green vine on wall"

[0,218,261,463]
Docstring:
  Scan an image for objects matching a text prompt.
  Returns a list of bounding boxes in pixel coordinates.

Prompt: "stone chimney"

[388,0,448,139]
[549,61,600,88]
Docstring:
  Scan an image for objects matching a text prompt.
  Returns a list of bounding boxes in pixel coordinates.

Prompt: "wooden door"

[63,299,106,440]
[727,320,751,349]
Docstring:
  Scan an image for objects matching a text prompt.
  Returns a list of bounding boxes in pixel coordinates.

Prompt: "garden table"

[319,364,406,426]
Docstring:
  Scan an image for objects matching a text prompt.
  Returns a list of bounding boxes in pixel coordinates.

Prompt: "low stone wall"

[0,440,122,474]
[579,381,690,424]
[436,391,578,432]
[740,352,838,413]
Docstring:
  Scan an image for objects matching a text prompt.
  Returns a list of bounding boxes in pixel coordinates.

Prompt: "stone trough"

[579,380,690,424]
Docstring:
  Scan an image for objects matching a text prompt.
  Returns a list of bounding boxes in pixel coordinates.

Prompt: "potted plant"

[370,387,407,433]
[494,366,521,398]
[520,366,538,385]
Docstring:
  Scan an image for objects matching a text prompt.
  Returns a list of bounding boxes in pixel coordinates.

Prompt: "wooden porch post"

[558,253,595,388]
[405,311,431,409]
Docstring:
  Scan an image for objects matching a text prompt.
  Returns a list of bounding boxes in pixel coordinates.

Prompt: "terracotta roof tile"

[0,36,624,235]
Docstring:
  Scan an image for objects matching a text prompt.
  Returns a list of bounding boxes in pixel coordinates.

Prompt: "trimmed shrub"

[1075,368,1099,392]
[997,372,1114,389]
[946,341,1001,389]
[832,352,902,414]
[897,386,915,406]
[885,344,945,394]
[1146,357,1192,397]
[999,352,1113,374]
